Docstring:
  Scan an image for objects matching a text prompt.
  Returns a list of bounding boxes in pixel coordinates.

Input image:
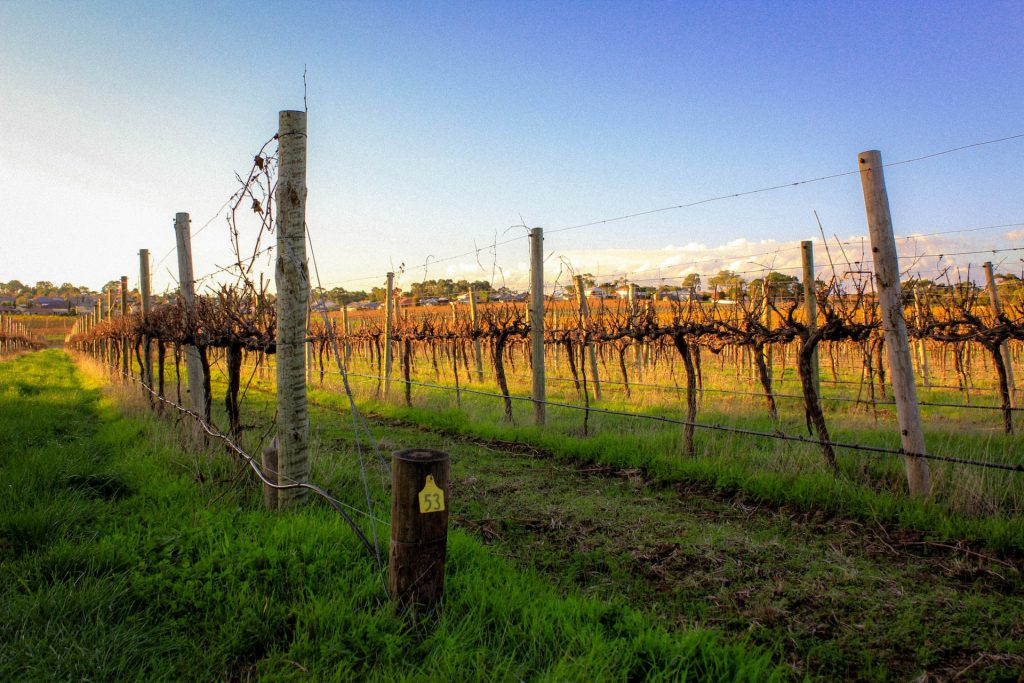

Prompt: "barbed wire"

[327,369,1023,474]
[320,131,1024,290]
[439,362,1024,413]
[85,355,387,565]
[291,219,391,574]
[153,196,239,275]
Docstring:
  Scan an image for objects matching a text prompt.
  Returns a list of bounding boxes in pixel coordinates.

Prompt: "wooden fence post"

[342,304,352,365]
[983,261,1017,408]
[575,275,601,400]
[305,305,313,384]
[801,240,820,397]
[529,227,546,426]
[913,286,930,387]
[174,212,210,424]
[93,301,101,358]
[106,289,114,369]
[384,271,394,399]
[274,109,310,507]
[139,248,153,390]
[629,283,642,375]
[468,286,484,383]
[120,275,129,381]
[859,149,931,498]
[762,283,773,389]
[389,448,450,609]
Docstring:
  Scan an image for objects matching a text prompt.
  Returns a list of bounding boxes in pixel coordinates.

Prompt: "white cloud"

[492,231,1023,290]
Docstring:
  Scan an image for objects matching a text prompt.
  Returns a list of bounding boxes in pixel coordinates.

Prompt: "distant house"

[658,290,702,302]
[69,294,98,311]
[31,296,70,312]
[311,299,340,312]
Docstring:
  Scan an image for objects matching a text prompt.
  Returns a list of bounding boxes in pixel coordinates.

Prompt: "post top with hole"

[393,448,450,463]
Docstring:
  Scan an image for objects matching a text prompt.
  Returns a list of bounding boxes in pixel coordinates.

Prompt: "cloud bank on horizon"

[420,228,1024,293]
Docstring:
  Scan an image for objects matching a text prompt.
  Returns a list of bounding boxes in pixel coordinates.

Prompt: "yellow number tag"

[418,475,445,513]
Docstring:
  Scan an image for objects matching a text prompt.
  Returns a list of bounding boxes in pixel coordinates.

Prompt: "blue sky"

[2,1,1022,293]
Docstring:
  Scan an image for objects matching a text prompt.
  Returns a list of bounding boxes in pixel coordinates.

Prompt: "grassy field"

[8,313,78,347]
[261,337,1024,555]
[53,347,1024,679]
[0,351,779,681]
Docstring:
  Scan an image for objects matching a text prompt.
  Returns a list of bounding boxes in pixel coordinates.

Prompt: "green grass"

[0,351,780,681]
[213,356,1024,680]
[286,358,1024,556]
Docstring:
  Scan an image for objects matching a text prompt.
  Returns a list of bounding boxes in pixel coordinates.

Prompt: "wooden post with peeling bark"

[629,283,642,375]
[120,276,129,381]
[106,289,114,369]
[529,228,546,426]
[174,212,209,426]
[139,248,153,390]
[575,275,601,399]
[859,149,931,498]
[468,286,484,383]
[274,110,310,507]
[983,261,1017,408]
[801,240,820,398]
[913,286,930,387]
[342,304,352,365]
[762,281,773,386]
[384,271,394,399]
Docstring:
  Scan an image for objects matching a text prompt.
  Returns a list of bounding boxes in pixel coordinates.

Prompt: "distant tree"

[990,273,1022,306]
[707,270,746,299]
[324,287,369,305]
[750,271,800,298]
[681,273,701,292]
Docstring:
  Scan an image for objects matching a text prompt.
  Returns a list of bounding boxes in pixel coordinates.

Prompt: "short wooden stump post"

[389,448,450,609]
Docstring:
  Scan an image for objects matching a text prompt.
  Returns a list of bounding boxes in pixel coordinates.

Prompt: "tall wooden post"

[629,283,642,375]
[529,228,546,426]
[801,240,820,397]
[274,109,310,507]
[139,249,153,389]
[468,286,484,383]
[384,272,395,399]
[342,304,352,365]
[762,282,773,386]
[305,305,313,384]
[912,286,930,387]
[93,300,101,358]
[575,275,601,399]
[389,449,450,609]
[105,289,113,367]
[859,149,931,498]
[174,212,209,423]
[120,276,129,380]
[983,262,1016,407]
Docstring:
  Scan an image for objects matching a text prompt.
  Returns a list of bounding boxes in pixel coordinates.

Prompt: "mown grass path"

[1,351,778,682]
[294,391,1024,681]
